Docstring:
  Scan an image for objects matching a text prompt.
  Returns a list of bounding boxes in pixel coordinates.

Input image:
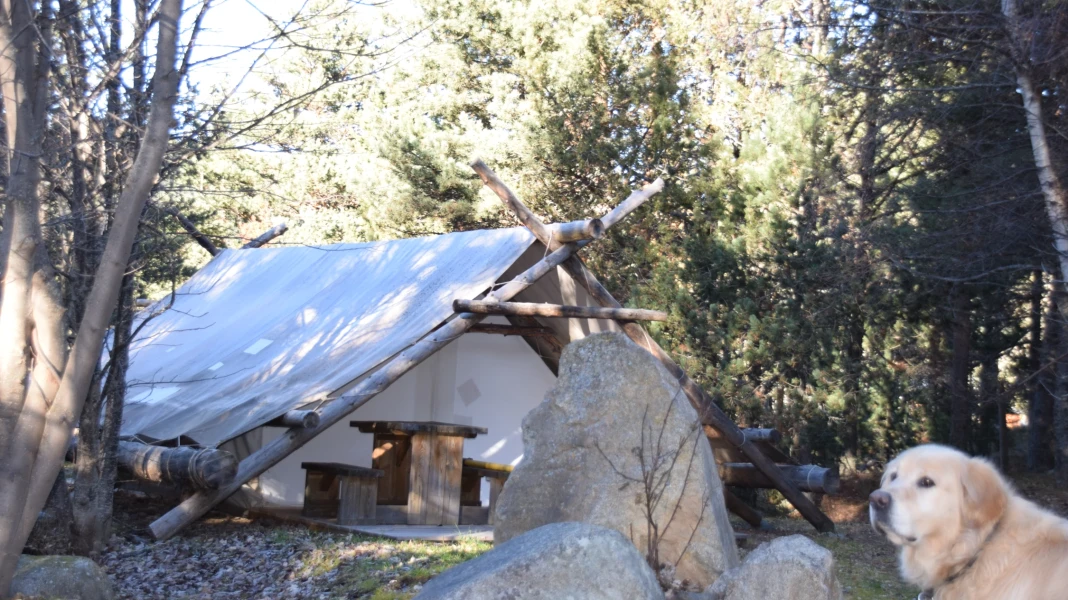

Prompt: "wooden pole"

[468,323,557,338]
[242,222,288,249]
[471,158,837,532]
[723,488,763,528]
[266,410,320,429]
[117,440,237,490]
[548,219,604,242]
[706,426,782,445]
[453,300,667,322]
[148,180,658,540]
[719,463,840,495]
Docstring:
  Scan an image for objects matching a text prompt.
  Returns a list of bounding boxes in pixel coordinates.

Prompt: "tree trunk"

[843,310,864,457]
[1050,289,1068,483]
[1029,271,1055,470]
[0,0,183,592]
[948,290,972,450]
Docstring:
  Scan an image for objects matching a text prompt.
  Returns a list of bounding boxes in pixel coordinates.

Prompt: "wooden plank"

[453,300,668,322]
[441,435,464,526]
[149,173,654,541]
[407,432,431,525]
[372,433,411,505]
[423,433,446,525]
[471,158,836,533]
[462,458,514,473]
[488,477,505,526]
[338,475,378,525]
[351,420,487,438]
[460,469,482,506]
[302,469,339,519]
[300,462,382,478]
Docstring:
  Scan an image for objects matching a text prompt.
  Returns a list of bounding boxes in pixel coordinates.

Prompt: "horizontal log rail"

[547,219,604,242]
[147,173,662,541]
[705,426,782,445]
[470,157,836,532]
[468,323,557,337]
[117,440,238,490]
[453,300,667,322]
[266,410,320,429]
[719,462,840,495]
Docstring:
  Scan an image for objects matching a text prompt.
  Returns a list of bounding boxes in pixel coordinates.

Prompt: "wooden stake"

[454,300,667,322]
[471,158,837,532]
[148,179,653,539]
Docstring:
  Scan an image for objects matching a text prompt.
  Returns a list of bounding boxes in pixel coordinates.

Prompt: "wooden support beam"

[242,222,288,249]
[164,207,219,256]
[505,315,563,375]
[471,158,837,532]
[147,178,657,540]
[266,410,320,429]
[705,426,782,445]
[117,440,237,490]
[468,323,557,338]
[719,463,840,495]
[453,299,667,322]
[548,219,604,242]
[723,488,763,528]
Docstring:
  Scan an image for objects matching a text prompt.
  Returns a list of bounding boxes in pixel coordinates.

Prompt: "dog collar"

[922,518,1003,598]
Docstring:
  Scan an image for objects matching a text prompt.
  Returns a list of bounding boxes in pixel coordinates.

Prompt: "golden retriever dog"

[869,444,1068,599]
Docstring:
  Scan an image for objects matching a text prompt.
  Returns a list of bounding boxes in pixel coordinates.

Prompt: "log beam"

[471,158,837,532]
[719,463,840,495]
[723,488,763,528]
[453,300,667,322]
[705,426,782,445]
[468,323,557,338]
[548,219,604,242]
[242,222,288,249]
[266,410,320,429]
[147,178,661,540]
[117,440,237,490]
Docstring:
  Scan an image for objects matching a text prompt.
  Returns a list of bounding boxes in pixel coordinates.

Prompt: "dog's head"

[869,444,1008,551]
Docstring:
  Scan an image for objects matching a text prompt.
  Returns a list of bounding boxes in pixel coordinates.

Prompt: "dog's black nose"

[870,490,891,510]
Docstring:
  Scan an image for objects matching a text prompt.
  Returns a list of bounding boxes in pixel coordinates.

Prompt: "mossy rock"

[11,555,115,600]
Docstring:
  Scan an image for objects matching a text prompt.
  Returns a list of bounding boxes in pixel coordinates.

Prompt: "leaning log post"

[242,222,289,249]
[471,158,837,532]
[148,180,660,540]
[117,440,237,490]
[453,300,667,322]
[266,410,320,428]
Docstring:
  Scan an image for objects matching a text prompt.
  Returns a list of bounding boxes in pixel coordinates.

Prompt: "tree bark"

[1028,271,1054,470]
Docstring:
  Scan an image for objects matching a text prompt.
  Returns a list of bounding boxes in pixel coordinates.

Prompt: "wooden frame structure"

[146,159,835,540]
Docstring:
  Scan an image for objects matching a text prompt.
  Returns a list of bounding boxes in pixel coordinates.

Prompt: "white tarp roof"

[120,227,536,447]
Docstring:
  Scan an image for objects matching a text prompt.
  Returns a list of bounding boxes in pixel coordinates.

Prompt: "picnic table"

[350,420,487,525]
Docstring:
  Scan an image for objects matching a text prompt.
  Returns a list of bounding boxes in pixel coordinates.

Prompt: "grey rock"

[414,522,664,600]
[708,535,842,600]
[11,555,116,600]
[494,332,739,588]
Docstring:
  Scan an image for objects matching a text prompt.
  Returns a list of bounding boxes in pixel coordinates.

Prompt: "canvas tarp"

[120,227,535,447]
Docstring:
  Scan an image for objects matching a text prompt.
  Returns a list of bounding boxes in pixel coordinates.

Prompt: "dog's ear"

[961,457,1008,528]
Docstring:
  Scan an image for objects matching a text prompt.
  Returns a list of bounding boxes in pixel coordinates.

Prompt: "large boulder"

[414,522,664,600]
[707,535,842,600]
[494,332,739,589]
[10,555,116,600]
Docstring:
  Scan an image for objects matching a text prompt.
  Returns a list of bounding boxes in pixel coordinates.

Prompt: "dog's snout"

[870,489,892,511]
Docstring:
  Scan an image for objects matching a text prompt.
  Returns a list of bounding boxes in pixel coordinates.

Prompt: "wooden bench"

[301,462,383,525]
[460,459,513,525]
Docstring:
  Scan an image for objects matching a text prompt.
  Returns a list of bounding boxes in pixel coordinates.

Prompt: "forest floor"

[98,471,1068,600]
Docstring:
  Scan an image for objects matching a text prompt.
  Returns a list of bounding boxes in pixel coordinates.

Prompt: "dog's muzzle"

[869,489,892,532]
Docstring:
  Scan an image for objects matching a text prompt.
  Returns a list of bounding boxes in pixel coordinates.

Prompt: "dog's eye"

[889,472,897,482]
[918,477,935,489]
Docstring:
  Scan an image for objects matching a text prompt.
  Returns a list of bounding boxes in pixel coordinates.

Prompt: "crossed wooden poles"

[148,160,834,540]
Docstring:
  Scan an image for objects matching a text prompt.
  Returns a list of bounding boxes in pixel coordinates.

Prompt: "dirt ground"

[96,471,1068,600]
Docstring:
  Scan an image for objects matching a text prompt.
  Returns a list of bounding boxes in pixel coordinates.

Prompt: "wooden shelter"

[125,160,835,539]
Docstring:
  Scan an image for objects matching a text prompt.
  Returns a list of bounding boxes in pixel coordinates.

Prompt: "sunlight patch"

[243,338,273,355]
